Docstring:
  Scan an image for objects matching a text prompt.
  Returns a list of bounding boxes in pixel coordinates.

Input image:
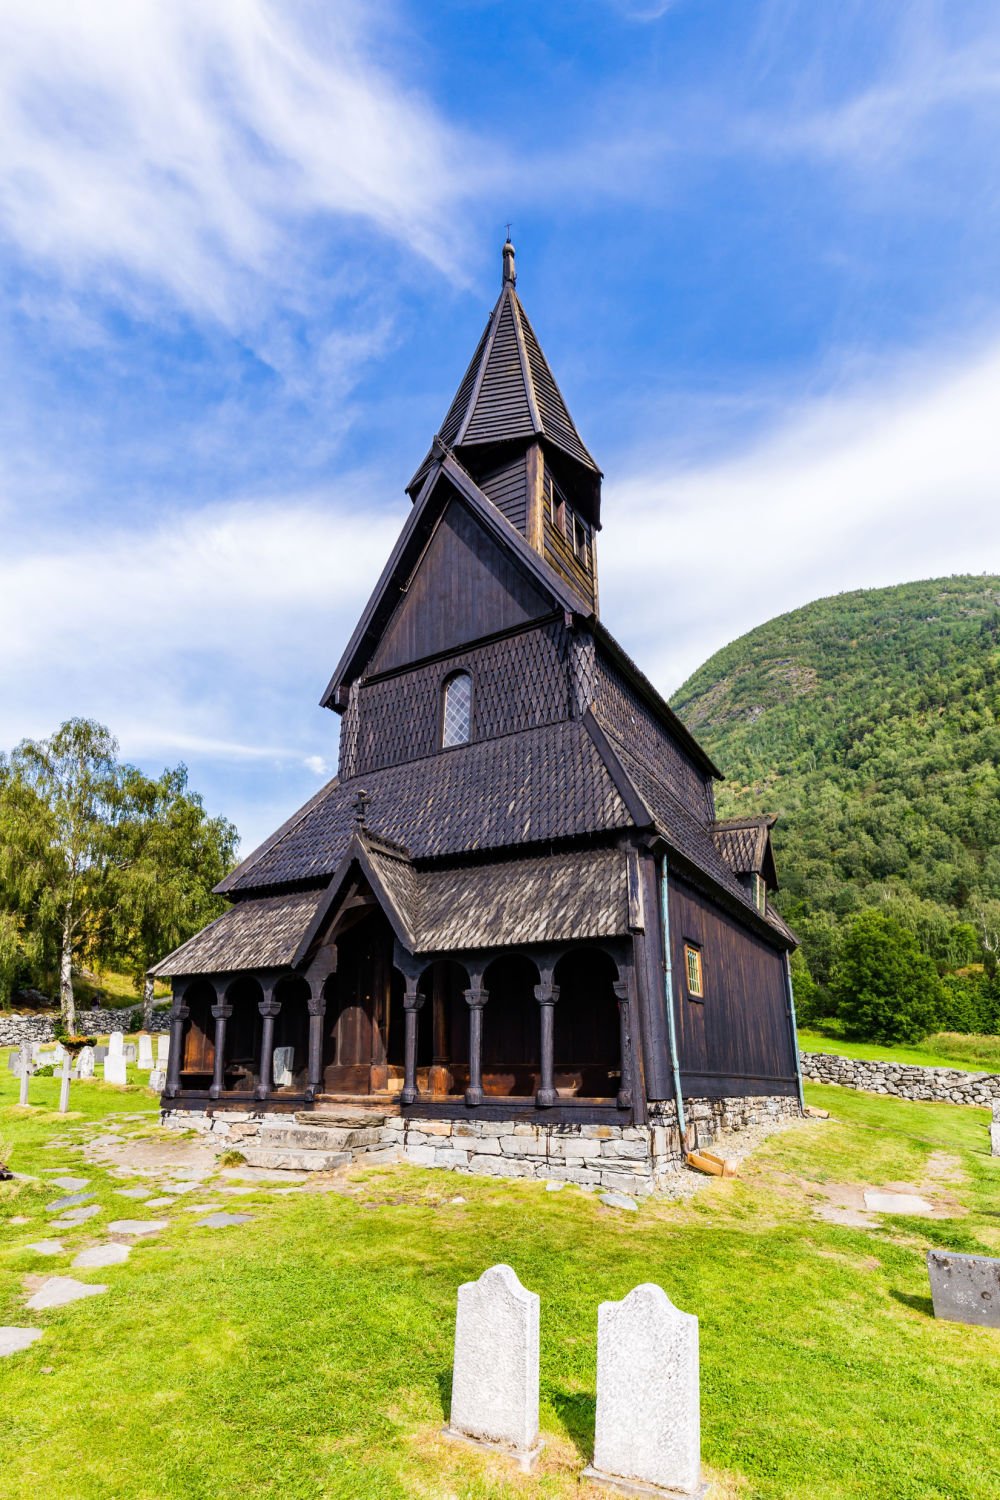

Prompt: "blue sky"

[3,0,1000,853]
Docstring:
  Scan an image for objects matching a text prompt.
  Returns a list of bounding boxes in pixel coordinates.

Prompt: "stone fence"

[0,1008,171,1048]
[800,1050,1000,1107]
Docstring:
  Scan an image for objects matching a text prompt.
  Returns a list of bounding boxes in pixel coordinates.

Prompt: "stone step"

[240,1146,352,1173]
[257,1124,386,1152]
[295,1108,390,1128]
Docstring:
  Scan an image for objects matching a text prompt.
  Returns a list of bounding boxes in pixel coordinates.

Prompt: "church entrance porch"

[321,909,402,1096]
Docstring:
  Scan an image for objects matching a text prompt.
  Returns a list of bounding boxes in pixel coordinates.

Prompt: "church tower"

[408,240,602,611]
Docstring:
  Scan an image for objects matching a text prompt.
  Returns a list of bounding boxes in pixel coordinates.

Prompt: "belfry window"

[441,671,473,748]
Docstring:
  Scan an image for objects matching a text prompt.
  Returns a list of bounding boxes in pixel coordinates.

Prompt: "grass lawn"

[1,1059,999,1499]
[798,1026,1000,1073]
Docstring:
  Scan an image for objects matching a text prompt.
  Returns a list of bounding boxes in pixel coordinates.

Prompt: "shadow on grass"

[435,1368,452,1421]
[891,1290,934,1317]
[550,1388,595,1460]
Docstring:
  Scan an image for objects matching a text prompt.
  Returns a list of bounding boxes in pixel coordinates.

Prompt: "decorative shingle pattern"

[711,819,771,875]
[150,888,327,977]
[225,721,631,894]
[366,845,629,953]
[594,656,712,823]
[518,301,597,471]
[351,621,569,776]
[462,295,535,445]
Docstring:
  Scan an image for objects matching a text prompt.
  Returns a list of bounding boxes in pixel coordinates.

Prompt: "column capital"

[307,992,327,1018]
[613,979,628,1002]
[403,988,425,1012]
[171,1002,190,1023]
[258,996,282,1020]
[464,984,489,1011]
[211,1003,233,1021]
[533,982,560,1006]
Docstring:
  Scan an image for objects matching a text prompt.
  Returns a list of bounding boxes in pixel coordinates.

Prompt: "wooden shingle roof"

[409,241,599,496]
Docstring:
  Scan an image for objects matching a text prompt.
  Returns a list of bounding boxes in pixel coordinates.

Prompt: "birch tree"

[0,720,123,1031]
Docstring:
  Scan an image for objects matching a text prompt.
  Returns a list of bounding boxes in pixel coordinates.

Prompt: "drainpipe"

[784,951,806,1114]
[659,854,686,1145]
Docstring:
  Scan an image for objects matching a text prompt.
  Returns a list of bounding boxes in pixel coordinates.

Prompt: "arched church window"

[441,671,473,748]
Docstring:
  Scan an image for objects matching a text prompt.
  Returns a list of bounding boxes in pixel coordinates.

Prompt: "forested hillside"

[671,576,1000,1028]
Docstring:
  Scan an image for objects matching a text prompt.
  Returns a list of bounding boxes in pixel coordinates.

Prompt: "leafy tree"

[0,720,124,1030]
[105,766,237,1026]
[831,910,944,1044]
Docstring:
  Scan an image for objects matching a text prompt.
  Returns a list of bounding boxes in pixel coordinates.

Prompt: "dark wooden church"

[153,242,803,1185]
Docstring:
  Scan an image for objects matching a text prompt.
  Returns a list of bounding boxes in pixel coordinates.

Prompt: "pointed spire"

[408,240,600,496]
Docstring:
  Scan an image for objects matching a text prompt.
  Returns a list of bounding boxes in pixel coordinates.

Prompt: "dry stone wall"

[800,1050,1000,1106]
[0,1010,171,1048]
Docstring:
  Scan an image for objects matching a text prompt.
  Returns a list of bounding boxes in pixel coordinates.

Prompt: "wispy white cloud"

[601,336,1000,694]
[0,0,482,328]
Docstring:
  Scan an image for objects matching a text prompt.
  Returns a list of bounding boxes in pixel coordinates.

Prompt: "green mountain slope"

[671,575,1000,990]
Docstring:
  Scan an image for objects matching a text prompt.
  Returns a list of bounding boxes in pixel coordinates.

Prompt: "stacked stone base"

[163,1093,800,1195]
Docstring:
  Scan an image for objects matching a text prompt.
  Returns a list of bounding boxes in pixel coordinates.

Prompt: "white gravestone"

[18,1042,31,1106]
[58,1054,73,1113]
[272,1046,295,1088]
[108,1031,125,1055]
[156,1035,170,1066]
[991,1101,1000,1158]
[446,1264,542,1468]
[148,1067,166,1092]
[137,1035,155,1070]
[78,1047,95,1079]
[104,1052,128,1086]
[584,1283,705,1499]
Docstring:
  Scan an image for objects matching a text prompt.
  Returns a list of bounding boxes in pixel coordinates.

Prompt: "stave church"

[152,242,803,1190]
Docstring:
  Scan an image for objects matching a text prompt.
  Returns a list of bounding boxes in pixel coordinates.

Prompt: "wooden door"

[323,911,391,1094]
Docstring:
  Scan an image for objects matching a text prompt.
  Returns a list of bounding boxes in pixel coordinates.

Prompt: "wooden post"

[534,978,560,1107]
[464,979,488,1107]
[401,976,424,1105]
[613,980,633,1110]
[305,982,327,1101]
[164,991,189,1099]
[209,996,232,1100]
[255,984,281,1102]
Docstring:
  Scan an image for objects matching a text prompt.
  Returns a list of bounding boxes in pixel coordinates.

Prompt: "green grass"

[1,1059,998,1499]
[798,1027,1000,1072]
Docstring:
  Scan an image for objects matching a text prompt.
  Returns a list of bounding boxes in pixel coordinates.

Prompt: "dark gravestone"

[927,1250,1000,1328]
[123,1043,137,1063]
[94,1046,109,1064]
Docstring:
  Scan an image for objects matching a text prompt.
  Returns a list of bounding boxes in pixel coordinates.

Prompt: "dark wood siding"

[478,452,528,535]
[542,509,596,609]
[370,498,550,675]
[668,875,796,1098]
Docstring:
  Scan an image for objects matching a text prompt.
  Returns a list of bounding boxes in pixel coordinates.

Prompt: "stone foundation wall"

[163,1092,801,1196]
[0,1009,171,1048]
[800,1051,1000,1107]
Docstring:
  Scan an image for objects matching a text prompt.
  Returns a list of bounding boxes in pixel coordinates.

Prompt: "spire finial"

[502,234,516,287]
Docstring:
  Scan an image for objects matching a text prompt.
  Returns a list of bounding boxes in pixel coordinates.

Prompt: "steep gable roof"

[712,815,779,888]
[322,451,592,706]
[408,241,599,497]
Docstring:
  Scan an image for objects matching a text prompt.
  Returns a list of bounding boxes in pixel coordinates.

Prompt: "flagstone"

[26,1277,108,1310]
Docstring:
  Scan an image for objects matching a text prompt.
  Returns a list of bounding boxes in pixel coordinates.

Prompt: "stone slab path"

[107,1220,169,1237]
[0,1328,42,1357]
[864,1190,935,1215]
[115,1187,151,1200]
[45,1192,93,1214]
[26,1277,108,1310]
[73,1243,132,1269]
[28,1241,64,1257]
[196,1213,254,1229]
[49,1176,89,1191]
[50,1205,101,1228]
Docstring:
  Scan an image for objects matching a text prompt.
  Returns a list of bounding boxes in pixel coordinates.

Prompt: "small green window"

[684,943,703,998]
[752,873,767,913]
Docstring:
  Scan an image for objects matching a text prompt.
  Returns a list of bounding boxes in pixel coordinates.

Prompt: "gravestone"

[78,1047,95,1079]
[272,1046,295,1088]
[927,1249,1000,1328]
[7,1051,18,1073]
[57,1055,73,1113]
[137,1035,155,1069]
[94,1045,109,1064]
[123,1043,137,1063]
[148,1067,166,1092]
[991,1102,1000,1158]
[156,1036,170,1066]
[584,1283,705,1498]
[104,1053,128,1086]
[18,1042,32,1106]
[445,1264,542,1467]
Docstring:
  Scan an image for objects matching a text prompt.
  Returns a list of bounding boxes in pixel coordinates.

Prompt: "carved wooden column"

[255,982,281,1102]
[164,988,189,1099]
[534,977,560,1107]
[464,978,488,1107]
[613,979,634,1110]
[305,981,327,1102]
[209,992,232,1100]
[401,976,424,1105]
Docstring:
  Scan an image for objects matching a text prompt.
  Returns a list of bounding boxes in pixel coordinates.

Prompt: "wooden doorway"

[322,909,393,1094]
